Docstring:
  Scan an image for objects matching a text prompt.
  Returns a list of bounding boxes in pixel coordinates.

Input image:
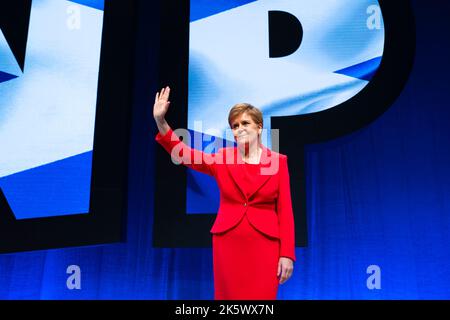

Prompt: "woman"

[153,86,295,300]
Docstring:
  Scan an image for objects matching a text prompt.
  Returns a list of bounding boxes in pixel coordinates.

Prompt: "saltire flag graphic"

[185,0,384,214]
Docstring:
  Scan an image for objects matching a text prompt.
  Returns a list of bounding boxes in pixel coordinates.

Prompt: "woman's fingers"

[278,260,286,284]
[155,86,170,103]
[277,260,281,277]
[163,86,170,100]
[280,267,287,284]
[278,260,293,284]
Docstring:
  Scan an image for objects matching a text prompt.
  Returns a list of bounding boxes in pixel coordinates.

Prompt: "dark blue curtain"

[1,0,449,299]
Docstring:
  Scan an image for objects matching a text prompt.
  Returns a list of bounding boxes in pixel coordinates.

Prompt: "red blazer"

[155,128,296,261]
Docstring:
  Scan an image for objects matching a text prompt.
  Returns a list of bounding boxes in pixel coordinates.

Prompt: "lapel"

[226,145,277,200]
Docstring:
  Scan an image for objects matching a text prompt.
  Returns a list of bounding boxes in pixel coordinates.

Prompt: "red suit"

[156,128,296,300]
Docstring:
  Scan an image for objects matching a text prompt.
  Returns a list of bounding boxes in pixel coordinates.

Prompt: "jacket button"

[244,203,247,206]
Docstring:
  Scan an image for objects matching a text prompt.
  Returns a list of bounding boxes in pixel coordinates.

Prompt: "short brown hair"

[228,103,263,129]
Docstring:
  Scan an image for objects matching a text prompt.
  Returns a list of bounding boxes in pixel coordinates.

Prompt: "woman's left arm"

[276,155,296,284]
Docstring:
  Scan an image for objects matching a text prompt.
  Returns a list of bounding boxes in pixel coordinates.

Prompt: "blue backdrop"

[0,0,449,299]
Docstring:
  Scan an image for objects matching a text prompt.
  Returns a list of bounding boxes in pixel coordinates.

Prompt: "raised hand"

[153,86,171,121]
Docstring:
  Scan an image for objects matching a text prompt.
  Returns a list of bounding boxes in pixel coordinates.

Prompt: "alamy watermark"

[165,121,281,175]
[367,5,382,30]
[66,265,81,290]
[67,4,81,30]
[366,265,381,290]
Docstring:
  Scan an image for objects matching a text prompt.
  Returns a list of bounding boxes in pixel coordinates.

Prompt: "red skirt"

[212,214,280,300]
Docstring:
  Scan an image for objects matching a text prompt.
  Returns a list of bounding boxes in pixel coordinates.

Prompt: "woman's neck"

[239,142,262,164]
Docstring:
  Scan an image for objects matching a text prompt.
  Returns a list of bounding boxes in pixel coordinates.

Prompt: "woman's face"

[230,112,262,146]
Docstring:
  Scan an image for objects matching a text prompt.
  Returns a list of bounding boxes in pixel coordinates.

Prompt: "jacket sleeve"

[155,128,218,177]
[276,155,296,262]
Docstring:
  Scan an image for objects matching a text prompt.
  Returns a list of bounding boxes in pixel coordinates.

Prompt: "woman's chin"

[236,139,255,148]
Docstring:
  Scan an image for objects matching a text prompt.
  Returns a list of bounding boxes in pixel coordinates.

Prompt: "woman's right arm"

[153,86,218,176]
